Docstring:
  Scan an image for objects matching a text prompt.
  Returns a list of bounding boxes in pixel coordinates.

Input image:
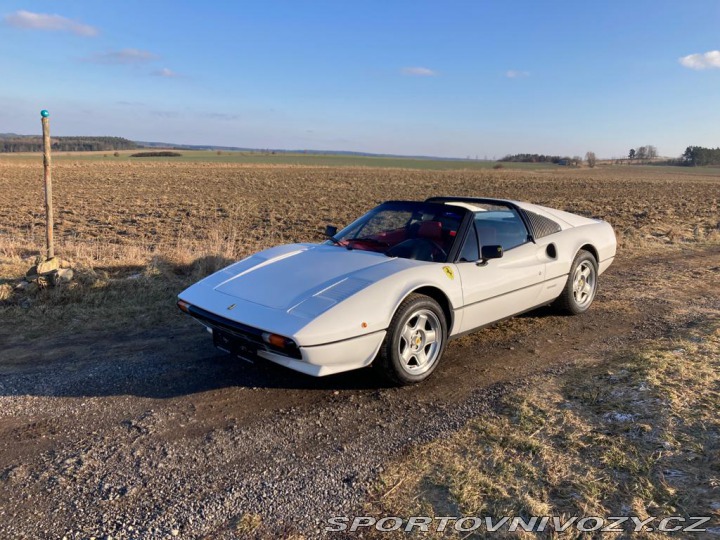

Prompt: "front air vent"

[316,278,371,302]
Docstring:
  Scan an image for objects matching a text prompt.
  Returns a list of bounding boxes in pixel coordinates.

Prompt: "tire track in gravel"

[0,245,718,538]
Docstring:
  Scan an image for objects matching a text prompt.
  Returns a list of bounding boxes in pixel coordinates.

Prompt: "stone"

[37,257,60,275]
[57,268,74,282]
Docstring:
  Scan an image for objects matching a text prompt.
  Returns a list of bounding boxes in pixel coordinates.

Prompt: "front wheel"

[553,249,598,314]
[374,293,447,385]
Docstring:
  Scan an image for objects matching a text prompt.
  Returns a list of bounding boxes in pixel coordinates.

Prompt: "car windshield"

[327,201,467,262]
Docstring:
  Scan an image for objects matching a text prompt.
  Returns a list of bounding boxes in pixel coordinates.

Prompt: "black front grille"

[524,211,561,239]
[185,304,301,359]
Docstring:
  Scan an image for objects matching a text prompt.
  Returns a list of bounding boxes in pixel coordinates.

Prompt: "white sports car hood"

[207,244,393,310]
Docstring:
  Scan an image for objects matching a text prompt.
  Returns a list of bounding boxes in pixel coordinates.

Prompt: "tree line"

[681,146,720,167]
[498,153,568,163]
[0,136,138,153]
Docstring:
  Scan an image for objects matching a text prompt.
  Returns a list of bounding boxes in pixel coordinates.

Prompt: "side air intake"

[524,211,562,239]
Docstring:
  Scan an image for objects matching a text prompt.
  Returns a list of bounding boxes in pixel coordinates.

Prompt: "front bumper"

[181,301,386,377]
[260,330,386,376]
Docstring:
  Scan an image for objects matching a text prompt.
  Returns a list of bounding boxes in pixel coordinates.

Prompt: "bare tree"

[585,151,597,168]
[647,145,657,159]
[636,146,648,160]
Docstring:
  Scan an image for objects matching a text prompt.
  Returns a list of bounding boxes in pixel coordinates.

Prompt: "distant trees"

[499,153,567,164]
[500,153,598,167]
[629,145,657,161]
[682,146,720,166]
[0,136,137,153]
[640,146,654,159]
[130,151,182,158]
[585,151,597,168]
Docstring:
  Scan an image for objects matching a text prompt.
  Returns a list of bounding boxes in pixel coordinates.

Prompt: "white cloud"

[401,66,437,77]
[86,48,158,65]
[679,50,720,70]
[152,67,178,78]
[3,10,97,36]
[505,70,530,79]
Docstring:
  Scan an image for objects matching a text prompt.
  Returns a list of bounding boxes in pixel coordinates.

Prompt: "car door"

[455,208,547,333]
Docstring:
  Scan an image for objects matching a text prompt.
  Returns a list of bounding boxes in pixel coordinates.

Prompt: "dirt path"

[1,245,719,539]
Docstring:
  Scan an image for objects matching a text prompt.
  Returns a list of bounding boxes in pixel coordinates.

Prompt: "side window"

[458,223,479,261]
[475,208,530,251]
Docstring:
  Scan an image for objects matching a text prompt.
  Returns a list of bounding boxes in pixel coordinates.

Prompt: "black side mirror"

[324,225,338,238]
[477,245,503,266]
[481,245,503,259]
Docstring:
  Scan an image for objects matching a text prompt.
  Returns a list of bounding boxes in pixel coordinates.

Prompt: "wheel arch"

[578,243,599,263]
[404,285,454,332]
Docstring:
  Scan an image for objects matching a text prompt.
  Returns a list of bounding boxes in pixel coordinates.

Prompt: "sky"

[1,1,719,158]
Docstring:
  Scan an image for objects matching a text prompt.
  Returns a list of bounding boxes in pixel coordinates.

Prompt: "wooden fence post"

[41,109,54,260]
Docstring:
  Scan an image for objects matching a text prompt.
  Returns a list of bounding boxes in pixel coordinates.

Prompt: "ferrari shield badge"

[442,266,454,280]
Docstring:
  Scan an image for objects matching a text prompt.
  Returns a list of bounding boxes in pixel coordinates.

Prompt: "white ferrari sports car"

[178,197,616,384]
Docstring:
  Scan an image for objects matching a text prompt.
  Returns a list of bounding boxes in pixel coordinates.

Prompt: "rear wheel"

[553,249,598,314]
[374,293,447,385]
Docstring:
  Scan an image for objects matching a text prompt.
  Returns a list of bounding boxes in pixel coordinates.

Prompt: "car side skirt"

[448,298,558,341]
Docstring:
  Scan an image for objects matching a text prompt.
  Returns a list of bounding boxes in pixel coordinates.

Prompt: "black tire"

[553,249,599,315]
[374,293,448,385]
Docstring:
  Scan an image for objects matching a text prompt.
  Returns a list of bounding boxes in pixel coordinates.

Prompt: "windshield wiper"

[324,225,351,249]
[327,235,346,248]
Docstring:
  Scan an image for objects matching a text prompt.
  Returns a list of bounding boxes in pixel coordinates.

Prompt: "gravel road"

[1,246,718,539]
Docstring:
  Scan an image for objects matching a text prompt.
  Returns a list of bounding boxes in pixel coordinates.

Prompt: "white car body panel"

[178,198,616,377]
[455,241,547,332]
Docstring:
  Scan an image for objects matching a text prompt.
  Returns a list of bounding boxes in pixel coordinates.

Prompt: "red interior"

[341,220,457,254]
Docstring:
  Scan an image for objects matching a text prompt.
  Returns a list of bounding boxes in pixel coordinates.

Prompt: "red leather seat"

[417,221,443,242]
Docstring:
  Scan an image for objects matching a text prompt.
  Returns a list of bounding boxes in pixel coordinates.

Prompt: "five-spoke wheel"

[375,293,447,385]
[398,308,442,376]
[572,260,596,309]
[554,249,599,314]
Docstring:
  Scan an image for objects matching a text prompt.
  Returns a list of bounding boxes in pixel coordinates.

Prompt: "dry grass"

[366,318,720,538]
[0,237,232,337]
